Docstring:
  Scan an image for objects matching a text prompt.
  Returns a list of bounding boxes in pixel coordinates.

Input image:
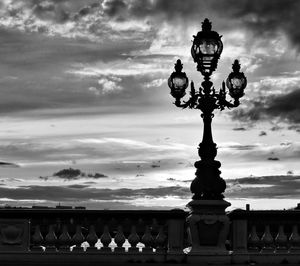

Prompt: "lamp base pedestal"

[186,199,231,255]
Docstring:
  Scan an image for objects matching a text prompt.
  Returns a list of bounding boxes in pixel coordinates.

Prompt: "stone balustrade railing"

[1,207,300,265]
[229,209,300,265]
[0,209,187,265]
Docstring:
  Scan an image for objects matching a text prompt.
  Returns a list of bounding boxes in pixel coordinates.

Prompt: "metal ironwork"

[168,18,247,200]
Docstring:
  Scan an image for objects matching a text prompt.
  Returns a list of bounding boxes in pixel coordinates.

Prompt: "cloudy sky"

[0,0,299,210]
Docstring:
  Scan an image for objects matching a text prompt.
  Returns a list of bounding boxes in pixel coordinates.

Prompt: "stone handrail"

[0,209,187,264]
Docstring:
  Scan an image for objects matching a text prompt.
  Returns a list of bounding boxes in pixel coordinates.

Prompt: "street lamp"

[168,18,247,201]
[168,59,189,101]
[191,18,223,76]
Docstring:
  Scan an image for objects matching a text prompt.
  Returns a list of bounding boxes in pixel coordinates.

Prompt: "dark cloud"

[7,0,99,23]
[227,175,300,185]
[223,144,258,151]
[232,88,300,126]
[0,162,19,168]
[259,131,267,136]
[101,0,300,48]
[4,0,300,51]
[102,0,127,19]
[89,173,108,178]
[0,185,189,201]
[73,2,100,20]
[2,1,299,118]
[83,181,97,185]
[280,142,292,146]
[32,1,70,23]
[1,175,299,207]
[267,88,300,123]
[231,0,300,49]
[232,127,246,131]
[267,157,279,161]
[53,168,82,179]
[0,178,23,183]
[226,175,300,199]
[67,184,90,189]
[102,0,211,19]
[38,168,108,181]
[270,125,284,131]
[287,125,300,132]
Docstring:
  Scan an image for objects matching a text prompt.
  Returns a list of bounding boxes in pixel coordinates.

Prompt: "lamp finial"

[202,18,212,32]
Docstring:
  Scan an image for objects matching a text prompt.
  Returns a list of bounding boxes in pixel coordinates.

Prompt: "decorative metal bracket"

[174,80,240,112]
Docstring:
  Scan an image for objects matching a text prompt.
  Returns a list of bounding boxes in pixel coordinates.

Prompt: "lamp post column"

[190,77,227,201]
[187,79,230,256]
[168,19,247,257]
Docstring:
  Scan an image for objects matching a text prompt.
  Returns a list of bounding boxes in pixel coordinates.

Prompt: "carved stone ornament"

[0,219,30,251]
[0,225,23,245]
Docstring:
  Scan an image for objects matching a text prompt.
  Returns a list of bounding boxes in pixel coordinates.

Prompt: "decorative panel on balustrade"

[229,209,300,254]
[0,209,187,256]
[31,217,168,252]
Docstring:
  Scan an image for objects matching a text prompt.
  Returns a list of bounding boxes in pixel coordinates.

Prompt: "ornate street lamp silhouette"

[168,18,247,253]
[168,18,247,202]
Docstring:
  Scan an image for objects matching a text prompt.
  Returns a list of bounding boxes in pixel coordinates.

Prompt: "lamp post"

[168,18,247,254]
[168,18,247,201]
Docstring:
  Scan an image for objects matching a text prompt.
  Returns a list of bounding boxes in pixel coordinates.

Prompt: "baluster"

[86,225,98,251]
[167,217,184,254]
[100,225,112,252]
[155,225,167,253]
[58,224,71,252]
[55,218,62,238]
[71,225,85,252]
[45,225,57,252]
[151,218,159,236]
[289,225,300,253]
[141,226,154,253]
[261,224,274,253]
[275,225,288,253]
[68,218,76,238]
[94,218,104,240]
[128,225,140,252]
[82,218,89,232]
[31,225,44,252]
[248,225,261,252]
[136,218,145,238]
[123,218,132,238]
[114,225,126,252]
[109,218,118,233]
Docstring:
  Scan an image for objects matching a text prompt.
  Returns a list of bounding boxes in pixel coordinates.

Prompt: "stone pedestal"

[186,199,231,255]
